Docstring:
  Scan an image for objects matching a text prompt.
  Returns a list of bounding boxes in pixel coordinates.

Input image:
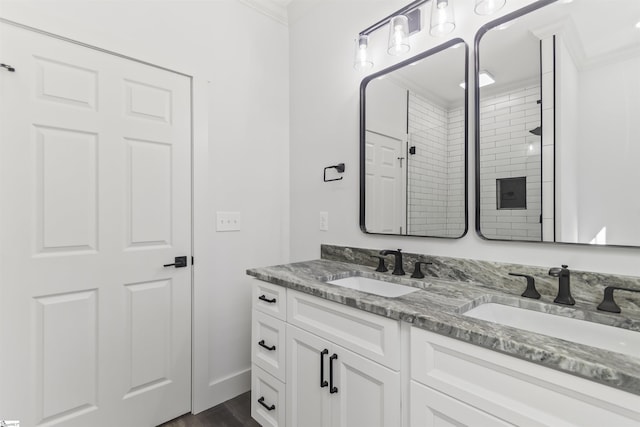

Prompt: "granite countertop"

[247,258,640,397]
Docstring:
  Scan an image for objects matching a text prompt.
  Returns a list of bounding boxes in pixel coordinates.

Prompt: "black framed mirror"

[360,38,468,238]
[475,0,640,248]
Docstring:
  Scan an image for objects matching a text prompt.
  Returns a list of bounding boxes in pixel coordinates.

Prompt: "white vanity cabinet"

[286,292,402,427]
[250,280,402,427]
[410,327,640,427]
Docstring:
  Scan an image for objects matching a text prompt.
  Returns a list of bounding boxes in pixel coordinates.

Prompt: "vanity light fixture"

[430,0,456,37]
[474,0,506,15]
[354,0,507,70]
[460,70,495,88]
[353,34,374,70]
[388,15,411,55]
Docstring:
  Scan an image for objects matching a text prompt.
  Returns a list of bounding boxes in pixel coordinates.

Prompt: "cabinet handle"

[329,353,338,394]
[320,349,329,388]
[258,396,275,411]
[258,340,276,351]
[258,295,277,304]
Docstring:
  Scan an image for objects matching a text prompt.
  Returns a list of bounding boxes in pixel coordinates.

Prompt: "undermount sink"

[327,276,420,298]
[464,303,640,358]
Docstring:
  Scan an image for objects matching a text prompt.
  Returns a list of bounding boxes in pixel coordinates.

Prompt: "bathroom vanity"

[247,246,640,427]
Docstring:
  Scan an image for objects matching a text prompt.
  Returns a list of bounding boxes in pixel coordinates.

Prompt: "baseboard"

[192,368,251,414]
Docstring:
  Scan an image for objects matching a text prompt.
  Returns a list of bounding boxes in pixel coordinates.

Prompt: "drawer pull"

[320,349,329,388]
[258,294,277,304]
[329,353,338,394]
[258,396,275,411]
[258,340,276,351]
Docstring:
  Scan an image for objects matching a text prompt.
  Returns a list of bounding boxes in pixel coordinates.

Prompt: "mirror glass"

[361,39,468,237]
[476,0,640,247]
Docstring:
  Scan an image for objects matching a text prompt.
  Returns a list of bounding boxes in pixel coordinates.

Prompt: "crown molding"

[238,0,289,26]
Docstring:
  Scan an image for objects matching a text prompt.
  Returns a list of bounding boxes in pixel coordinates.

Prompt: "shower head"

[529,126,542,136]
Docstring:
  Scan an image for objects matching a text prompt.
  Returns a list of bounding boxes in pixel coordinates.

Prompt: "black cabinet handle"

[258,295,277,304]
[320,349,329,388]
[257,396,275,411]
[329,353,338,394]
[258,340,276,351]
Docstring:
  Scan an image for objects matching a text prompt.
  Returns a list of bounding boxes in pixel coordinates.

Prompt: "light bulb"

[388,15,410,55]
[474,0,506,15]
[430,0,455,37]
[353,34,373,71]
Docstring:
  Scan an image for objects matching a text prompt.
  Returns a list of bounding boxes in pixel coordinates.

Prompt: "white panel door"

[0,23,191,427]
[364,130,406,234]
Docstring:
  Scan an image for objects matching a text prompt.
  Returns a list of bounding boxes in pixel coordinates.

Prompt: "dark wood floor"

[158,392,260,427]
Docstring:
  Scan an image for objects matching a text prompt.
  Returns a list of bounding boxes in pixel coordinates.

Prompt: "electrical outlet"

[319,211,329,231]
[216,211,241,231]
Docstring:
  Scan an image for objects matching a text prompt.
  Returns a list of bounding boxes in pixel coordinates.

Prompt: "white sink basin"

[327,276,419,298]
[464,303,640,358]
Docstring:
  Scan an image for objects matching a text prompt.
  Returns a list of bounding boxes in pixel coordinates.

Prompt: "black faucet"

[597,286,640,313]
[548,265,575,305]
[379,249,405,275]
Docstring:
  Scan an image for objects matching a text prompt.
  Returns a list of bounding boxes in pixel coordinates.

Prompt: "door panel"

[35,125,98,253]
[126,138,172,247]
[0,22,191,427]
[35,290,98,423]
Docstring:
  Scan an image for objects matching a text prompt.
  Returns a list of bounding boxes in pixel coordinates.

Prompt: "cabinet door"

[332,346,401,427]
[286,324,332,427]
[410,381,513,427]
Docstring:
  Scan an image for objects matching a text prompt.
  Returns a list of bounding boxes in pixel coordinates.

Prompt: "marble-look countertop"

[247,259,640,397]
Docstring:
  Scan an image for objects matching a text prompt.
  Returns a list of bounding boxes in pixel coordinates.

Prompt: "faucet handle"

[371,256,388,273]
[597,286,640,314]
[509,272,541,299]
[411,261,432,279]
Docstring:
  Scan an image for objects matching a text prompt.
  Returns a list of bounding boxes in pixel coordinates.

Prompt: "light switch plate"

[216,211,241,231]
[319,211,329,231]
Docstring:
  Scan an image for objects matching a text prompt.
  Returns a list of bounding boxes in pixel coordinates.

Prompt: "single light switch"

[319,211,329,231]
[216,211,241,231]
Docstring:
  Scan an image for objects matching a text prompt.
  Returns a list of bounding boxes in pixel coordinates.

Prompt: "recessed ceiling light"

[460,71,495,89]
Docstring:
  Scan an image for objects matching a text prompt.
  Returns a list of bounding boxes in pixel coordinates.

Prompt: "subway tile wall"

[479,84,542,241]
[407,93,465,237]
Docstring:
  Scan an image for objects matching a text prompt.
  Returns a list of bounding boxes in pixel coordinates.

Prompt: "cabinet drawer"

[411,327,640,426]
[410,381,512,427]
[287,289,401,370]
[252,310,286,381]
[253,279,287,321]
[252,364,286,427]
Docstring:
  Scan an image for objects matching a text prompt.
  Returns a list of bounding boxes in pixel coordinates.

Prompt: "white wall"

[0,0,289,413]
[289,0,640,277]
[556,35,580,242]
[576,55,640,246]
